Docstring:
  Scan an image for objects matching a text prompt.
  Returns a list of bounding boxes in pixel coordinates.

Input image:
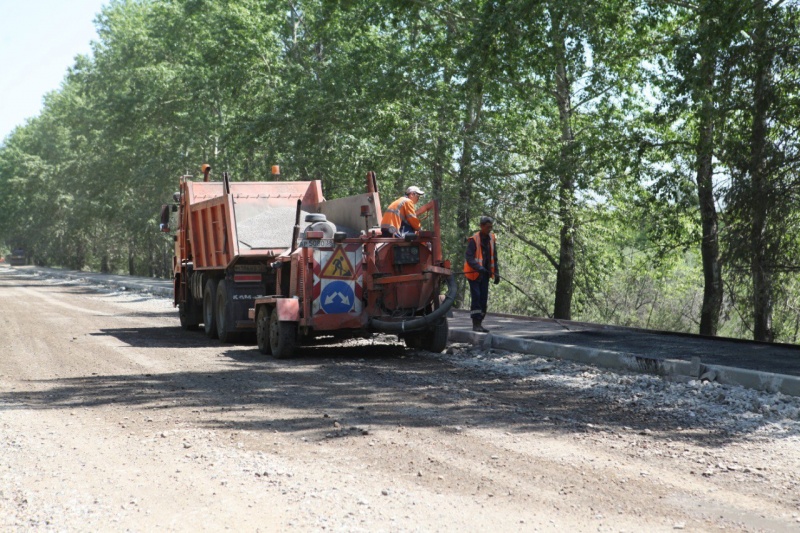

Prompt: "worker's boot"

[472,318,490,333]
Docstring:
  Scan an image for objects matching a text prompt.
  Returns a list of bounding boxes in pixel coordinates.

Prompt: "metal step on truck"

[167,167,455,357]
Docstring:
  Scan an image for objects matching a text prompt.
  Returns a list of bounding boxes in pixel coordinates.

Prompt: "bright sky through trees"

[0,0,107,142]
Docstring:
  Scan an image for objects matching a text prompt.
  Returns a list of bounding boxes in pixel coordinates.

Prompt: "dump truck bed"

[182,180,324,269]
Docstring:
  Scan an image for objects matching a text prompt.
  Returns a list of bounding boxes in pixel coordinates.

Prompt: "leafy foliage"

[1,0,799,341]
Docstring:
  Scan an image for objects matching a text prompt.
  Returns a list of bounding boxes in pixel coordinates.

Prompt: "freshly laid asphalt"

[447,313,800,396]
[449,312,800,377]
[13,265,800,396]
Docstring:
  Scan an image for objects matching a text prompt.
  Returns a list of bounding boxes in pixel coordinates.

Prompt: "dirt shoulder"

[1,266,798,532]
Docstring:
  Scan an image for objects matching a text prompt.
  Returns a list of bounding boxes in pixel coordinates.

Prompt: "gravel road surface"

[1,266,799,532]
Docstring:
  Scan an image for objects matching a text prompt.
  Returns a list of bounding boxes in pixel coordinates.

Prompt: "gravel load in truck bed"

[234,205,310,250]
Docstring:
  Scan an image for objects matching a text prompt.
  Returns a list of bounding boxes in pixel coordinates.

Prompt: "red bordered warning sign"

[320,246,355,279]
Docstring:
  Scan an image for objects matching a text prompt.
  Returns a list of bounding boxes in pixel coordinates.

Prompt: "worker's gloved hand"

[494,275,500,285]
[478,267,489,279]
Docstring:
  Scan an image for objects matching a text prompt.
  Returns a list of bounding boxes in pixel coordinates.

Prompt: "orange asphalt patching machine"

[169,166,455,357]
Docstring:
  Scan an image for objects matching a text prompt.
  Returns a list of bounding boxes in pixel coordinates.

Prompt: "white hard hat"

[405,186,425,196]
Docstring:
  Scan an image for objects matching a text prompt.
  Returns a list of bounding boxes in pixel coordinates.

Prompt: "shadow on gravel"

[1,269,795,449]
[103,310,178,319]
[3,316,794,447]
[90,327,235,348]
[1,334,787,449]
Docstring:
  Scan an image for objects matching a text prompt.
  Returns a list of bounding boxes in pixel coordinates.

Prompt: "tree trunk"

[550,8,575,321]
[128,240,136,276]
[695,14,723,336]
[748,0,775,342]
[432,127,446,201]
[432,64,452,201]
[456,83,483,235]
[454,80,483,309]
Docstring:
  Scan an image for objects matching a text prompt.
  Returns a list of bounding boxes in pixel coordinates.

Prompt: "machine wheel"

[403,332,424,350]
[256,305,272,355]
[404,319,449,353]
[269,307,296,359]
[423,318,449,353]
[203,278,218,339]
[215,280,239,343]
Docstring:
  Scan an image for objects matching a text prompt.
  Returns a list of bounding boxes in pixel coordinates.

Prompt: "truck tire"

[179,301,201,331]
[256,305,272,355]
[215,280,239,343]
[203,278,218,339]
[269,307,296,359]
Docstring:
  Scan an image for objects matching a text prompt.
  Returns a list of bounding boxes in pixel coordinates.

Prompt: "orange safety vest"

[380,196,420,234]
[463,232,496,281]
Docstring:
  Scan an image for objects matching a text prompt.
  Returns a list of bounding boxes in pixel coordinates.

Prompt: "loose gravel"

[3,267,800,531]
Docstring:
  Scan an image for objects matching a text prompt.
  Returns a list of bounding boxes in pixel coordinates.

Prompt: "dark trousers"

[381,222,414,238]
[468,275,490,319]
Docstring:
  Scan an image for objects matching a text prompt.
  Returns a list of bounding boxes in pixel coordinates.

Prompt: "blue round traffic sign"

[319,280,355,314]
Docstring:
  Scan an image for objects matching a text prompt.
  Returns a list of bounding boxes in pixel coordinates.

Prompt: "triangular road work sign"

[321,247,354,279]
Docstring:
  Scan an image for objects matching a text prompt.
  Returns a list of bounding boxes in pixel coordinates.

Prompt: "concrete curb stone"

[449,329,800,397]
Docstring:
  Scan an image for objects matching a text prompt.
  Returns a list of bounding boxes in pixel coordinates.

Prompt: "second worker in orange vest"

[463,216,500,332]
[380,186,424,237]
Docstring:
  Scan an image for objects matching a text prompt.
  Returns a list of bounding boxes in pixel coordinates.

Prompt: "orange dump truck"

[170,169,455,357]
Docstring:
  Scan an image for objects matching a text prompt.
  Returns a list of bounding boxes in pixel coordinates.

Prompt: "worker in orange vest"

[463,216,500,332]
[380,186,424,237]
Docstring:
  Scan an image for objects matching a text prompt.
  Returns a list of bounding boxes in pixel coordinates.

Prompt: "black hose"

[454,271,539,312]
[370,274,457,333]
[494,274,539,307]
[453,270,570,330]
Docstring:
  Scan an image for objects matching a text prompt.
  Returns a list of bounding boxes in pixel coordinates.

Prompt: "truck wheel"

[269,307,296,359]
[179,302,201,331]
[215,280,239,343]
[256,306,272,355]
[203,278,218,339]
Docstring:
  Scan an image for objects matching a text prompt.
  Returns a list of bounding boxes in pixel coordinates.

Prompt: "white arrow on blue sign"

[319,280,355,314]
